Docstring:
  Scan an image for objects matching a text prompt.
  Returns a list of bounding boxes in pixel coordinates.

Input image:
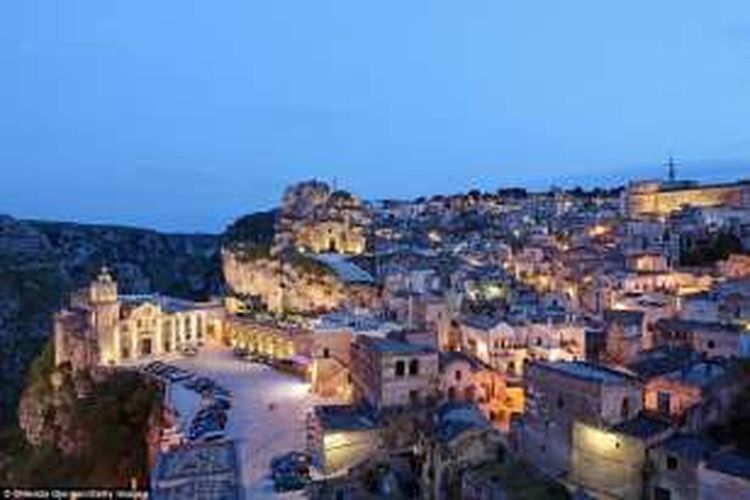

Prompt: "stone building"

[55,269,224,368]
[570,415,673,499]
[438,351,524,431]
[227,316,313,361]
[643,360,744,432]
[625,180,750,218]
[307,404,382,477]
[648,434,720,500]
[653,318,750,359]
[275,181,369,255]
[518,360,642,478]
[350,335,439,410]
[460,315,585,379]
[418,402,502,500]
[603,309,646,365]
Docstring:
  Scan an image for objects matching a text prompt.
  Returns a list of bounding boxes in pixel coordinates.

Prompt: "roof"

[603,309,645,326]
[626,346,700,380]
[535,360,636,384]
[313,253,374,283]
[705,449,750,480]
[356,335,436,355]
[655,318,744,334]
[433,402,491,443]
[314,404,377,432]
[120,294,218,313]
[660,434,719,463]
[460,314,505,331]
[663,361,728,387]
[611,414,671,439]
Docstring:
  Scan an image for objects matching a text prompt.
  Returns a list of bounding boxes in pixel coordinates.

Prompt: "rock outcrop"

[11,342,163,487]
[222,249,346,313]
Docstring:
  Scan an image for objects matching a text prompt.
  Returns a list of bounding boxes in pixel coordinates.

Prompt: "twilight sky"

[1,1,749,232]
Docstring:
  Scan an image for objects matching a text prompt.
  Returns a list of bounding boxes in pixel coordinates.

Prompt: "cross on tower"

[665,156,677,182]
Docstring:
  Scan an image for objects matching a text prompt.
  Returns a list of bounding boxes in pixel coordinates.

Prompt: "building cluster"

[297,172,750,499]
[52,171,750,498]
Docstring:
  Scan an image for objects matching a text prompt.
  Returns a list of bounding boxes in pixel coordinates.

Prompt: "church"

[54,269,224,370]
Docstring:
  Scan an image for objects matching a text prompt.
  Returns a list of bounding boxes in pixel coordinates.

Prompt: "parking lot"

[163,348,319,499]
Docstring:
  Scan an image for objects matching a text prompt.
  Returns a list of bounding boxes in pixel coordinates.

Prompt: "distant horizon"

[4,158,748,234]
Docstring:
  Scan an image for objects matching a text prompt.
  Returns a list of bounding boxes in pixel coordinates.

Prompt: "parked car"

[181,346,198,357]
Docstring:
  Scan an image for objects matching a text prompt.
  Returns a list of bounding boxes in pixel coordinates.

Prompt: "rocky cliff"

[4,341,163,487]
[222,247,346,313]
[0,215,221,427]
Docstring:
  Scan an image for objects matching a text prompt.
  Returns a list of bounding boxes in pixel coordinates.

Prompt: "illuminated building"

[227,316,312,361]
[518,360,642,477]
[570,416,672,498]
[306,404,381,477]
[625,180,750,218]
[55,269,224,368]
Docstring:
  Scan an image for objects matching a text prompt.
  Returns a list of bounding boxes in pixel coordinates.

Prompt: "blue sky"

[1,1,749,232]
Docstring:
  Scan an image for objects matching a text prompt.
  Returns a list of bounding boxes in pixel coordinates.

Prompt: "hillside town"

[45,168,750,499]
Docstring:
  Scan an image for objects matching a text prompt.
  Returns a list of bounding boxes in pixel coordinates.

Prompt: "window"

[455,369,462,382]
[666,455,678,470]
[657,391,671,415]
[621,397,630,419]
[556,395,565,410]
[395,360,405,377]
[535,337,542,346]
[653,487,671,500]
[707,340,715,349]
[323,347,330,359]
[409,359,419,376]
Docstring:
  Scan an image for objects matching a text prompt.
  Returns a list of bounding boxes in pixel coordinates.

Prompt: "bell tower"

[88,267,121,365]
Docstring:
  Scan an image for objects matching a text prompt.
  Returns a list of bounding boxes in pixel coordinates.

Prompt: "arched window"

[395,360,405,377]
